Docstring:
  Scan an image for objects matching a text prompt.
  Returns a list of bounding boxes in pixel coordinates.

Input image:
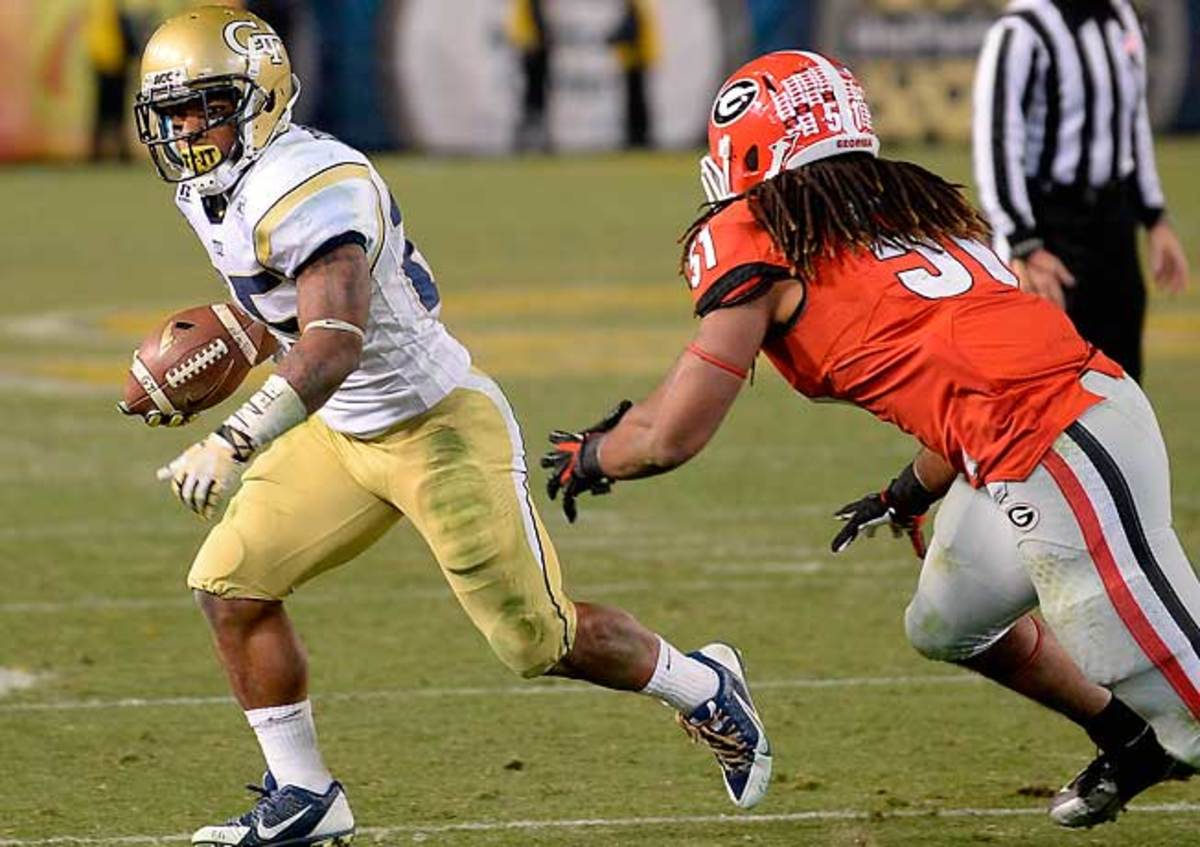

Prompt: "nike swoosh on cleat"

[255,805,312,840]
[731,689,758,722]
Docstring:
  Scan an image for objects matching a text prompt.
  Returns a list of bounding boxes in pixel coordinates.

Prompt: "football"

[121,302,271,419]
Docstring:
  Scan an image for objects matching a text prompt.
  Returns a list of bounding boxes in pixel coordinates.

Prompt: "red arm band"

[686,343,749,380]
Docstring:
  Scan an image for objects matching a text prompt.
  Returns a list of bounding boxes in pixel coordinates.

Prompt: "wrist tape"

[885,462,939,517]
[579,435,605,479]
[219,374,307,460]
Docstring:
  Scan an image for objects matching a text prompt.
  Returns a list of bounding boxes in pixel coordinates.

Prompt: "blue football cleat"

[191,772,355,847]
[677,642,773,809]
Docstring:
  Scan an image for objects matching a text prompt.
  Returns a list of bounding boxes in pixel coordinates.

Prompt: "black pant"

[1031,181,1145,381]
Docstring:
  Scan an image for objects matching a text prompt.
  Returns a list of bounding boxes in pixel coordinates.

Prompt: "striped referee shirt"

[973,0,1166,257]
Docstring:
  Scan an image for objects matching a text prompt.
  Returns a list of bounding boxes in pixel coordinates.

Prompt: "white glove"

[153,374,305,520]
[156,432,245,520]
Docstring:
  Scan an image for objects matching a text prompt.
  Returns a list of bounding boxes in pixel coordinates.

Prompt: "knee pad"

[904,595,1005,663]
[188,524,248,597]
[486,600,575,679]
[187,523,281,601]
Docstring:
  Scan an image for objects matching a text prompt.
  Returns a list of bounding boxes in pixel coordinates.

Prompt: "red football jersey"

[684,200,1123,485]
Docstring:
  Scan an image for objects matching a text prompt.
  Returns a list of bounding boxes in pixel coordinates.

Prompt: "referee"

[973,0,1189,381]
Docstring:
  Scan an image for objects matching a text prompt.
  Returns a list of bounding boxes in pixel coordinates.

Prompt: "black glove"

[540,400,632,523]
[830,463,938,559]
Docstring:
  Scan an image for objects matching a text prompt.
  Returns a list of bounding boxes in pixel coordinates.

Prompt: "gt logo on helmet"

[223,20,259,55]
[712,78,759,127]
[224,21,286,72]
[249,34,286,65]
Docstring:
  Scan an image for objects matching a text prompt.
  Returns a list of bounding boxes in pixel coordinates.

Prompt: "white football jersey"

[174,125,471,437]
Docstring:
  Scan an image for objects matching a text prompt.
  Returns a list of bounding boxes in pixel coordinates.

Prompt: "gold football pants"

[188,370,576,677]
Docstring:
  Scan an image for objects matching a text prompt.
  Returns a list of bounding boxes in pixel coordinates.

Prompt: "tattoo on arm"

[275,243,370,413]
[275,342,358,413]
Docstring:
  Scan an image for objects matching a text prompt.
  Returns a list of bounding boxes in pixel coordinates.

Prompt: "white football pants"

[905,371,1200,765]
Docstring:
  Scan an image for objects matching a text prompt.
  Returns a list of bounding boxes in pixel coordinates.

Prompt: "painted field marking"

[0,668,40,698]
[0,674,979,713]
[2,803,1200,845]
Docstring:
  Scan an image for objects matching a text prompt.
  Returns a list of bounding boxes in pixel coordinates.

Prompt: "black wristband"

[1009,236,1044,260]
[885,463,939,517]
[1140,207,1165,230]
[578,434,605,479]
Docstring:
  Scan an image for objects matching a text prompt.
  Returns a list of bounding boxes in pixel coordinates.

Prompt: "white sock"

[245,700,334,793]
[640,637,721,713]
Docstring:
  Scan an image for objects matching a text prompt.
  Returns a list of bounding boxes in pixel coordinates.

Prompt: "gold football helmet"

[134,5,299,195]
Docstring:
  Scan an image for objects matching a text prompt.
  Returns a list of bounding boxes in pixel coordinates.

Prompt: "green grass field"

[1,142,1198,846]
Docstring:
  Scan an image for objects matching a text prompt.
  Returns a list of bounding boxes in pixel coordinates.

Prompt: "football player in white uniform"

[127,7,771,846]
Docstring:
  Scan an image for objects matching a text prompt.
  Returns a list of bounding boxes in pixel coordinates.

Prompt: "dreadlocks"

[681,153,990,283]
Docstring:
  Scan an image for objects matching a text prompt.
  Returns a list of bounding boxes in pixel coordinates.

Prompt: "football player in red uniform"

[543,51,1199,827]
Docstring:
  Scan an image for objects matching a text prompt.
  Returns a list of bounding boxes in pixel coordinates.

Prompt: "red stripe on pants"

[1042,450,1200,719]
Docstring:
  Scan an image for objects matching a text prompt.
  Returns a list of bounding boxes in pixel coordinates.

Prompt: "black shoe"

[1049,734,1194,828]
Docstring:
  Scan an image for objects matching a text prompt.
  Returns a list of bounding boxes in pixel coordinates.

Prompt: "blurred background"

[4,0,1199,165]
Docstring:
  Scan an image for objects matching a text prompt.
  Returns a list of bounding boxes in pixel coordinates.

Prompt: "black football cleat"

[1049,733,1194,828]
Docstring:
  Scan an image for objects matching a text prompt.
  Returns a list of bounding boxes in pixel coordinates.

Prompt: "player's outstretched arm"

[157,242,370,519]
[830,447,956,559]
[599,303,768,476]
[541,294,772,522]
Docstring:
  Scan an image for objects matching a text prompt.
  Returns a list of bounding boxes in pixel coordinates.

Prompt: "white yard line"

[0,674,978,713]
[2,804,1200,845]
[0,668,40,698]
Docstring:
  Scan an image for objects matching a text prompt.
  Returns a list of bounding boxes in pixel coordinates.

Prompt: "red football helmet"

[700,51,879,202]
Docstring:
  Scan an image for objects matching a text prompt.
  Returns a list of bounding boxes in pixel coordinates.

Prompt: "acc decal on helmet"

[699,51,879,203]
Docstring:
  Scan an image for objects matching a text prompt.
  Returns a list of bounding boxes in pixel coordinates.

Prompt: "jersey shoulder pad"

[683,200,791,317]
[240,130,386,278]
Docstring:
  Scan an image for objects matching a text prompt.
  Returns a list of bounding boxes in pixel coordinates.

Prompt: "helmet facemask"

[135,77,267,194]
[699,136,734,203]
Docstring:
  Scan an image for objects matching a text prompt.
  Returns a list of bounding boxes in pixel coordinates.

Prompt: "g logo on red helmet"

[712,78,760,127]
